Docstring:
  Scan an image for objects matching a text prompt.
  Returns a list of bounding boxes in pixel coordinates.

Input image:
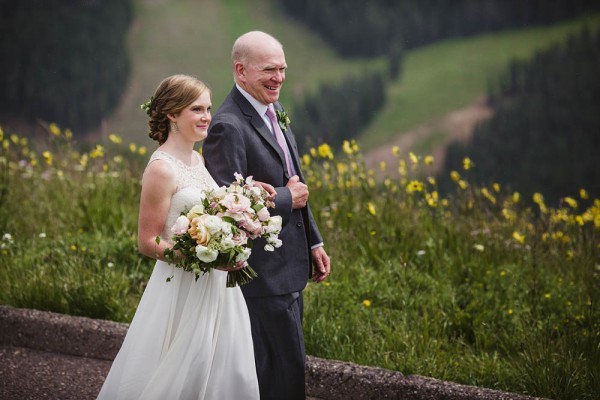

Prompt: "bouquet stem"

[226,266,258,288]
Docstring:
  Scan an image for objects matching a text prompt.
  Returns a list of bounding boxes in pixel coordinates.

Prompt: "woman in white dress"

[97,75,263,400]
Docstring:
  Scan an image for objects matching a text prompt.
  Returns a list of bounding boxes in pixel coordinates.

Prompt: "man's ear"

[234,62,245,81]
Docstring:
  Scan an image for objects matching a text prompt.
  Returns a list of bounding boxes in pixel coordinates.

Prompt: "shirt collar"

[236,83,269,118]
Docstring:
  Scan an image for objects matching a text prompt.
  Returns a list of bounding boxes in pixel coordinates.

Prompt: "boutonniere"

[276,110,291,132]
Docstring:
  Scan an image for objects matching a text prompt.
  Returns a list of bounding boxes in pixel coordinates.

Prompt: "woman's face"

[171,90,212,142]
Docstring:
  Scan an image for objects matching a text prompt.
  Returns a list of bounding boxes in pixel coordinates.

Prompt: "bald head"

[231,31,287,105]
[232,31,283,66]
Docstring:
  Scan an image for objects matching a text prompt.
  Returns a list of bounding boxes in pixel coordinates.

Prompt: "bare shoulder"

[142,159,176,190]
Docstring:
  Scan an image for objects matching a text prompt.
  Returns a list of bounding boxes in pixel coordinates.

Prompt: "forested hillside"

[281,0,599,56]
[442,27,600,203]
[0,0,132,133]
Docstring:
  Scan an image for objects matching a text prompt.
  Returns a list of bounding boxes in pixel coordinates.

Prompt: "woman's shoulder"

[143,152,177,182]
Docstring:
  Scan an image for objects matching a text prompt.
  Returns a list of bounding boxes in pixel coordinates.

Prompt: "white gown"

[97,150,259,400]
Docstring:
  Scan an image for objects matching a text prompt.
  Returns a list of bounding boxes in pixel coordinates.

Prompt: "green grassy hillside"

[363,12,600,149]
[104,0,381,145]
[105,1,600,152]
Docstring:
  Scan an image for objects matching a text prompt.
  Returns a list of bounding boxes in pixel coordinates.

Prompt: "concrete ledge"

[0,305,544,400]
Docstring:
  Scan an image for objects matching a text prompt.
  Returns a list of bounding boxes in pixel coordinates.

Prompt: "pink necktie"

[266,104,295,176]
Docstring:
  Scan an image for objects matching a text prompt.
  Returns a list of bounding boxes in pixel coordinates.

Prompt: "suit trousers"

[244,291,305,400]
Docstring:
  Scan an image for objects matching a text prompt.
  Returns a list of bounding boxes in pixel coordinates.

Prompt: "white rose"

[267,215,282,232]
[196,245,218,263]
[235,247,252,262]
[204,215,226,234]
[257,206,270,222]
[220,236,235,251]
[266,237,282,249]
[186,204,205,220]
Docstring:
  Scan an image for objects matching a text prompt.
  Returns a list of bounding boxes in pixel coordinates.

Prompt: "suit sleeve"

[203,118,246,186]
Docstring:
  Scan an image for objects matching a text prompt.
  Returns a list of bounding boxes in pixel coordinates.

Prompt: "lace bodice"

[147,150,218,241]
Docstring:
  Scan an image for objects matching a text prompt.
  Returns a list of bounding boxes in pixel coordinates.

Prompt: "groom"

[204,31,330,399]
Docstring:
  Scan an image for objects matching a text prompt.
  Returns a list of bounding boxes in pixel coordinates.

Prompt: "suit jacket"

[203,86,323,297]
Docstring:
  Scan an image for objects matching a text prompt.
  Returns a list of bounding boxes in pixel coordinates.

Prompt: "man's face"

[237,44,287,105]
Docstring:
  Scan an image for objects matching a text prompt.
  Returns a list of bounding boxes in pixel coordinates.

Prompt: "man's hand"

[286,175,309,209]
[253,180,277,201]
[311,247,330,283]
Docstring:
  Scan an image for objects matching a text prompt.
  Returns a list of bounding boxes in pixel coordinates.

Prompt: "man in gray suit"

[204,31,331,399]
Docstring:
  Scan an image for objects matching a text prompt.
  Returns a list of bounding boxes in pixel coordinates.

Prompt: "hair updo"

[146,75,210,145]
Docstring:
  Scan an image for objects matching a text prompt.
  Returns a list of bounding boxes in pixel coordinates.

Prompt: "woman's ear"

[166,113,177,123]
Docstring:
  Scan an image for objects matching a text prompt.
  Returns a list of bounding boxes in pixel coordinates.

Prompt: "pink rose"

[171,215,190,235]
[220,193,251,214]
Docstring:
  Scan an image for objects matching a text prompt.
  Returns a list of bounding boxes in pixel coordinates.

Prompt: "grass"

[1,129,599,399]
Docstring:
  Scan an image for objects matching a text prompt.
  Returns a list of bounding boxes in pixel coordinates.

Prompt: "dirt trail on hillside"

[363,98,493,177]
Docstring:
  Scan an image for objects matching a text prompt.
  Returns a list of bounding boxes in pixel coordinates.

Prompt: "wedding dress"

[97,150,259,400]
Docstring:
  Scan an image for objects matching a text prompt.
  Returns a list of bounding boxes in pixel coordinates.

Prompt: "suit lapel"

[231,87,294,178]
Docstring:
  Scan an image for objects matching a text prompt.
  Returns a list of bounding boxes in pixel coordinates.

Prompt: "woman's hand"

[215,260,248,272]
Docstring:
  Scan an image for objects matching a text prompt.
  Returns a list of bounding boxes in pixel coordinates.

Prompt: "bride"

[97,75,265,399]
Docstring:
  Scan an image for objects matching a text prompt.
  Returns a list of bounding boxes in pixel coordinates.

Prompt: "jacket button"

[296,222,302,227]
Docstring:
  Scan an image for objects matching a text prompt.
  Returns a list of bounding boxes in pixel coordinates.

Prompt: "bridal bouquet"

[161,173,282,288]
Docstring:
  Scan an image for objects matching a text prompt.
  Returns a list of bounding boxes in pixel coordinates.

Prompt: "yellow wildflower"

[0,126,3,140]
[450,170,460,182]
[408,152,418,165]
[42,151,53,166]
[458,180,468,190]
[379,161,386,171]
[424,155,434,165]
[367,202,377,216]
[49,123,61,136]
[533,192,548,214]
[463,157,473,170]
[427,177,436,185]
[426,191,439,207]
[65,129,73,140]
[129,143,137,153]
[109,134,122,144]
[563,197,578,209]
[512,192,521,204]
[2,139,9,150]
[90,145,105,158]
[512,231,525,244]
[318,143,333,159]
[481,188,496,204]
[392,146,400,156]
[406,180,424,193]
[492,183,501,192]
[10,134,19,144]
[579,188,589,200]
[362,299,372,307]
[302,154,311,166]
[342,140,353,155]
[138,146,147,156]
[310,147,317,157]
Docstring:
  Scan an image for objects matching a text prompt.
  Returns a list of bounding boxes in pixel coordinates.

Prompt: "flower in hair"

[140,96,154,115]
